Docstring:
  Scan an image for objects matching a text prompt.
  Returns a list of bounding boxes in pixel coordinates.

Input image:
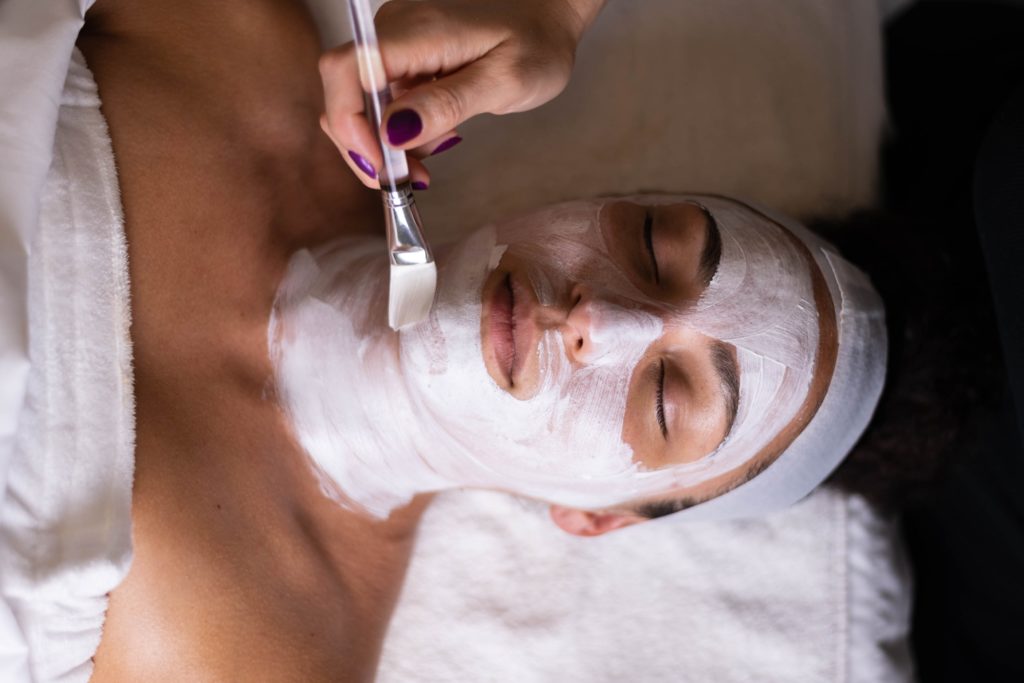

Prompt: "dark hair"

[817,209,1003,513]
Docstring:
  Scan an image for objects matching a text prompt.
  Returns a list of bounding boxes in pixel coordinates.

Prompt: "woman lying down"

[4,0,885,680]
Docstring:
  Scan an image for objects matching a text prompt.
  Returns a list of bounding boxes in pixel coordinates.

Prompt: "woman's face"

[397,194,836,511]
[480,200,733,470]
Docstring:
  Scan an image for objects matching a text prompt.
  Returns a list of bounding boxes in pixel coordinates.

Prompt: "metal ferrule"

[383,185,433,266]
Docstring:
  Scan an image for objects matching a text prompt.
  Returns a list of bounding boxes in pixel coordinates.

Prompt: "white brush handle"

[346,0,409,189]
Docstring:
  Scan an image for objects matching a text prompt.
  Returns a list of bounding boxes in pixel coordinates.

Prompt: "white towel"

[379,490,912,683]
[0,1,94,676]
[0,49,134,683]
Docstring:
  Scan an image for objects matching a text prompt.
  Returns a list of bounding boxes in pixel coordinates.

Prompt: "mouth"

[482,266,541,392]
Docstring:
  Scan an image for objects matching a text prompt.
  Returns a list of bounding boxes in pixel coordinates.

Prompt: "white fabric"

[379,488,912,683]
[0,48,134,683]
[0,0,93,517]
[0,2,97,680]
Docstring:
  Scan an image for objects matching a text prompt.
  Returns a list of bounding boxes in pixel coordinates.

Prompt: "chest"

[77,0,375,390]
[73,3,384,677]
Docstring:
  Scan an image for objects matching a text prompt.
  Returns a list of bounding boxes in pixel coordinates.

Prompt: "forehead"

[491,193,822,375]
[495,195,802,309]
[494,194,781,264]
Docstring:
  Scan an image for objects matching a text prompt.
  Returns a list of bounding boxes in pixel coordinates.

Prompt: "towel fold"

[0,49,134,683]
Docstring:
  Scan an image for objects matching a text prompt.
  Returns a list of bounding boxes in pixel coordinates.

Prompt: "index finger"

[319,43,384,181]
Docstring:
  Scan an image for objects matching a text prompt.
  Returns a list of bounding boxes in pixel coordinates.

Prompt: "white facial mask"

[628,195,821,491]
[270,196,852,517]
[401,222,659,483]
[272,202,670,516]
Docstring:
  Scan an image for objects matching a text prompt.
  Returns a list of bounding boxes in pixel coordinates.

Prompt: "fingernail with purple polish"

[348,151,376,179]
[412,181,429,191]
[431,136,463,156]
[386,109,423,146]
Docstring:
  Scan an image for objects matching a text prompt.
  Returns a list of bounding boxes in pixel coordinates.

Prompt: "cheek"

[523,364,638,476]
[494,203,616,283]
[620,357,663,467]
[499,232,648,307]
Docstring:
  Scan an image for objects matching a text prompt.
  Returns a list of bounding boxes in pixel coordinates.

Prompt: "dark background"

[882,1,1024,680]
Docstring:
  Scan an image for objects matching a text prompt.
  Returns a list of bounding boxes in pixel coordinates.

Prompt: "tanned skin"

[77,2,427,681]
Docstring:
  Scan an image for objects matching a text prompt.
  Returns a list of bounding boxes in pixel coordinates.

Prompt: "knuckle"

[504,61,543,106]
[323,113,342,136]
[321,110,349,142]
[318,46,351,78]
[501,50,572,111]
[503,65,532,101]
[428,83,465,128]
[373,0,403,25]
[396,1,442,26]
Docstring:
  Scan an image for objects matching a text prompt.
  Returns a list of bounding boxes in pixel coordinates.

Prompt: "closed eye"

[656,359,668,439]
[643,210,660,284]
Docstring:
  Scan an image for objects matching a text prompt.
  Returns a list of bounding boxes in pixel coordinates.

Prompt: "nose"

[562,284,662,366]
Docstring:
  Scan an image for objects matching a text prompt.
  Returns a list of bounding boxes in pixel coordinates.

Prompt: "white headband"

[671,203,886,520]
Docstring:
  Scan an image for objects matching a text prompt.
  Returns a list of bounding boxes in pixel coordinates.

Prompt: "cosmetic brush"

[346,0,436,330]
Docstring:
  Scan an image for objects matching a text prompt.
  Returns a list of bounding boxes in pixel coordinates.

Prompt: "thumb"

[380,59,518,149]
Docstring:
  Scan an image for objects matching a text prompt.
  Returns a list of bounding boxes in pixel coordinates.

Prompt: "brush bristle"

[388,262,437,330]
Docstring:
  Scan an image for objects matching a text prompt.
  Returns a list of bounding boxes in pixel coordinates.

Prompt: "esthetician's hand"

[319,0,606,189]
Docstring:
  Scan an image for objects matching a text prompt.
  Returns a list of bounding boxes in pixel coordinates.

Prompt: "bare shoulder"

[72,1,399,680]
[86,396,431,682]
[75,0,378,392]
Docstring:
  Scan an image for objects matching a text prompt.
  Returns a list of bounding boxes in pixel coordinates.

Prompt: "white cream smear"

[637,195,820,491]
[270,196,823,516]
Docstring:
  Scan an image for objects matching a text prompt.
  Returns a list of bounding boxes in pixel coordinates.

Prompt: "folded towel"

[0,48,134,683]
[379,488,912,682]
[0,2,95,680]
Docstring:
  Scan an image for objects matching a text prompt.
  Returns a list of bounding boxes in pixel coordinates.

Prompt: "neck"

[271,238,451,516]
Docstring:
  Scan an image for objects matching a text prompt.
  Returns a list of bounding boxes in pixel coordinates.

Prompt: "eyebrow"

[711,340,740,436]
[697,206,722,288]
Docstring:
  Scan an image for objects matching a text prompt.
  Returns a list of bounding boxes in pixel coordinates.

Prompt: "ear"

[548,505,647,537]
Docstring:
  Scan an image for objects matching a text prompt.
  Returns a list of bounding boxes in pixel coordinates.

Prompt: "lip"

[482,266,541,393]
